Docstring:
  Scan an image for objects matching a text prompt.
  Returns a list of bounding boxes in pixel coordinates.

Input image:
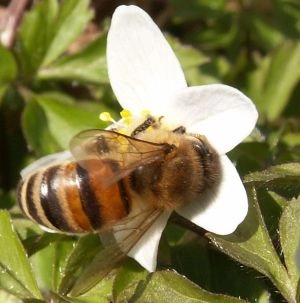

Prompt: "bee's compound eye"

[193,142,208,155]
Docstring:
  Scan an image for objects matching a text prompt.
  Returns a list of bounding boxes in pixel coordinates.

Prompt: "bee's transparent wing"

[20,151,72,179]
[70,129,173,186]
[68,208,163,297]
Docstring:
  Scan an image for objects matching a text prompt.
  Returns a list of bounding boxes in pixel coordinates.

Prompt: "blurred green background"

[0,0,299,302]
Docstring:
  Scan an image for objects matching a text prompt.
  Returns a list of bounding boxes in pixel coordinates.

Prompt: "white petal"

[107,5,187,114]
[127,211,170,272]
[20,151,72,179]
[177,155,248,235]
[164,84,258,154]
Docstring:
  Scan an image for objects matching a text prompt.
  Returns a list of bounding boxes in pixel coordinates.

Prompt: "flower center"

[99,108,184,138]
[99,109,162,136]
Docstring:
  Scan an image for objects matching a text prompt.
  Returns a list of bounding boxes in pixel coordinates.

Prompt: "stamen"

[120,109,132,118]
[120,109,132,125]
[99,112,116,123]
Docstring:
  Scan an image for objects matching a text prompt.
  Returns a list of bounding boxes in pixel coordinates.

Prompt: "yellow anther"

[99,112,115,123]
[120,109,132,118]
[120,109,132,125]
[123,118,132,125]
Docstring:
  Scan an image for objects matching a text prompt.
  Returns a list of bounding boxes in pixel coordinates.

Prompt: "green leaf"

[58,235,102,295]
[30,237,75,292]
[170,237,270,302]
[59,236,114,302]
[0,45,17,101]
[282,132,300,147]
[263,41,300,120]
[0,45,17,85]
[38,35,108,84]
[69,244,122,297]
[249,15,283,51]
[0,290,22,303]
[170,0,225,23]
[0,86,6,101]
[208,186,297,303]
[23,299,44,303]
[53,241,76,292]
[279,197,300,290]
[66,279,113,303]
[167,34,212,86]
[244,162,300,189]
[168,35,209,70]
[267,191,288,208]
[23,233,69,257]
[113,259,147,302]
[42,0,93,66]
[273,0,300,38]
[34,94,107,149]
[170,237,211,288]
[22,99,61,156]
[17,0,92,77]
[129,271,249,303]
[0,210,42,299]
[254,190,286,244]
[247,41,300,121]
[18,0,59,76]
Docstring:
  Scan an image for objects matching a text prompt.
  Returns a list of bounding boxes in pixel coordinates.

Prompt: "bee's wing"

[68,208,163,296]
[20,151,72,179]
[70,129,173,185]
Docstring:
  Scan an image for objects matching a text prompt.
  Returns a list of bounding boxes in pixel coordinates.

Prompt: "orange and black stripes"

[40,165,75,232]
[76,163,103,230]
[63,162,91,231]
[18,176,45,226]
[17,159,132,234]
[77,159,131,228]
[18,169,59,231]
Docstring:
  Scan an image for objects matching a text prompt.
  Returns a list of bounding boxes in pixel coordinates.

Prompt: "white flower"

[106,5,258,271]
[20,5,258,275]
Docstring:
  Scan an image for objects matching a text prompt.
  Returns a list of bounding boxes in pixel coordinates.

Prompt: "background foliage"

[0,0,299,302]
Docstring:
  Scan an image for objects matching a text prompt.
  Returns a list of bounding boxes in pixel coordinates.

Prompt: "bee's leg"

[172,126,186,134]
[131,116,156,136]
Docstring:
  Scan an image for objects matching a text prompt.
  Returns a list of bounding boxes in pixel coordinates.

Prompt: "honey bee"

[17,116,221,295]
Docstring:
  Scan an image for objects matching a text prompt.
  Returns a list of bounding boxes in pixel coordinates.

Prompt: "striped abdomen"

[17,159,131,233]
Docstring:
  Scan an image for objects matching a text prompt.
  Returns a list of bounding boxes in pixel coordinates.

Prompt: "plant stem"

[0,0,29,48]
